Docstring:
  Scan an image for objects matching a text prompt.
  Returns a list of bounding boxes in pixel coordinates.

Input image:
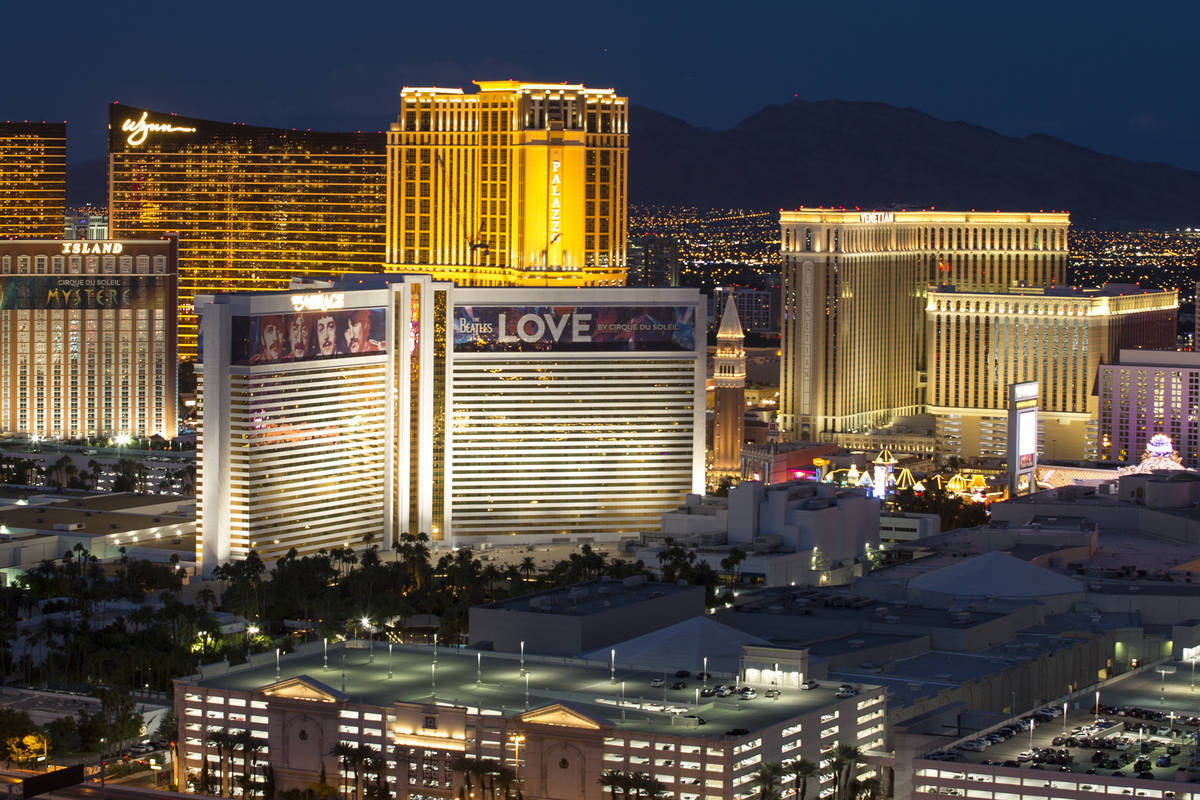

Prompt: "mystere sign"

[453,305,696,352]
[0,275,171,311]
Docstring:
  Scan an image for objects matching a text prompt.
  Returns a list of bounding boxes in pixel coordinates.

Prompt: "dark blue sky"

[5,0,1198,170]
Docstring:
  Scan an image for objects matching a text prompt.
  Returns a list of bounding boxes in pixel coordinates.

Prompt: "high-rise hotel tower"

[0,122,65,239]
[778,209,1070,440]
[108,104,386,358]
[196,275,703,573]
[386,81,628,287]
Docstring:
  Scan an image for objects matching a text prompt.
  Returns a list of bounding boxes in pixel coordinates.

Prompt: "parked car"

[765,688,781,698]
[835,688,857,699]
[739,687,757,699]
[670,681,688,690]
[800,679,819,690]
[675,670,690,678]
[651,678,664,688]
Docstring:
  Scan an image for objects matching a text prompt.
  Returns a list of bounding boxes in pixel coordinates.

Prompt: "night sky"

[5,0,1198,170]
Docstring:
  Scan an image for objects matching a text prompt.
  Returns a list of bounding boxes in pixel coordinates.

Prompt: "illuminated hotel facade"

[386,81,628,287]
[0,238,178,439]
[1097,349,1200,467]
[926,284,1177,461]
[196,275,703,573]
[108,104,386,358]
[0,122,65,239]
[778,209,1070,441]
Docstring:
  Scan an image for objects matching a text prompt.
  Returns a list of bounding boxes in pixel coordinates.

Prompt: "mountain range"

[69,99,1200,229]
[629,100,1200,229]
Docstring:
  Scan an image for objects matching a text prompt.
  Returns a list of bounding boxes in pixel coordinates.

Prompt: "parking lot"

[935,684,1200,783]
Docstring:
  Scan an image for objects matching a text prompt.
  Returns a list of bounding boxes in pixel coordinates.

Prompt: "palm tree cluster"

[206,539,659,644]
[598,768,669,798]
[449,754,521,800]
[200,730,266,798]
[749,746,874,800]
[1,544,209,694]
[330,742,388,800]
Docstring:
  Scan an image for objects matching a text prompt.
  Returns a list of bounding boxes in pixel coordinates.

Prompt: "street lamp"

[509,734,526,783]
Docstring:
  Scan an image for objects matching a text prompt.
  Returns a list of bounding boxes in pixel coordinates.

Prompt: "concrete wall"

[470,585,705,656]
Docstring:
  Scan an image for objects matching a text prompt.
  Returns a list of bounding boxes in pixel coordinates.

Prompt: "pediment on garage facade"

[259,675,347,703]
[517,702,610,730]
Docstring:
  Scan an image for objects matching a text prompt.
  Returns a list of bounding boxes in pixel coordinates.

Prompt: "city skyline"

[3,1,1199,172]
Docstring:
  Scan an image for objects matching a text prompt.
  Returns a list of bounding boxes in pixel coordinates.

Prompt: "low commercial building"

[469,576,704,656]
[175,640,886,800]
[0,491,195,584]
[644,479,880,586]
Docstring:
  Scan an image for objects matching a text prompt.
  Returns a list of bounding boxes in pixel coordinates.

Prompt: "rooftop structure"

[176,639,886,800]
[469,577,704,656]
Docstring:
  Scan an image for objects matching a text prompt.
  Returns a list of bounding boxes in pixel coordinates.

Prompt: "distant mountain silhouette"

[630,100,1200,229]
[69,100,1200,229]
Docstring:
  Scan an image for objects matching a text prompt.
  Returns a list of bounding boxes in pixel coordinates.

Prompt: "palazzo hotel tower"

[386,81,628,287]
[777,209,1176,460]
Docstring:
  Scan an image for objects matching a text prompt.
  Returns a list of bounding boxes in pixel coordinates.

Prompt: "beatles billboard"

[453,305,696,352]
[0,275,171,311]
[230,307,387,366]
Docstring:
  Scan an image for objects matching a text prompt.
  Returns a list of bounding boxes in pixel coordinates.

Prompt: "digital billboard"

[0,275,171,311]
[231,307,386,366]
[453,305,696,352]
[1018,409,1037,469]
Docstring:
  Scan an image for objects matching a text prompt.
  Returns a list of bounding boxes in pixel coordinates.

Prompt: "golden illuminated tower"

[386,81,628,287]
[712,298,746,475]
[108,104,386,358]
[778,209,1070,441]
[0,122,65,239]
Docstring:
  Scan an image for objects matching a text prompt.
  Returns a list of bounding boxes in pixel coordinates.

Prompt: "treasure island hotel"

[778,210,1177,461]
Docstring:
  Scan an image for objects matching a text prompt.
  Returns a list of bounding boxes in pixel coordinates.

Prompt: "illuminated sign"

[549,159,562,244]
[121,111,198,147]
[230,307,386,366]
[290,293,345,312]
[1017,410,1037,468]
[859,211,894,224]
[454,305,696,352]
[0,275,170,311]
[1013,381,1039,401]
[60,241,123,255]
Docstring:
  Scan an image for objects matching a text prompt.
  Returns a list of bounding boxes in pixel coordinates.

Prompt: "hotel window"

[17,256,30,274]
[35,256,47,274]
[1,256,9,273]
[52,256,64,273]
[103,256,116,273]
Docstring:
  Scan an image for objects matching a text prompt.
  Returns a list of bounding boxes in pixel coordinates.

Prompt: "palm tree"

[856,776,880,800]
[787,758,818,799]
[832,744,862,800]
[330,742,357,800]
[206,731,234,797]
[599,769,627,799]
[235,729,264,799]
[518,557,537,581]
[753,762,784,800]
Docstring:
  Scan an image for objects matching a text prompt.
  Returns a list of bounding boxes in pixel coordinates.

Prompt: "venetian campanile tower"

[712,299,746,473]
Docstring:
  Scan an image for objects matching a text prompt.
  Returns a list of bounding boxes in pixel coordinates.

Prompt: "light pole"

[1192,656,1196,692]
[477,652,482,685]
[611,649,616,684]
[388,643,393,679]
[520,640,526,676]
[525,672,530,710]
[703,657,708,690]
[509,734,525,784]
[1095,690,1100,723]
